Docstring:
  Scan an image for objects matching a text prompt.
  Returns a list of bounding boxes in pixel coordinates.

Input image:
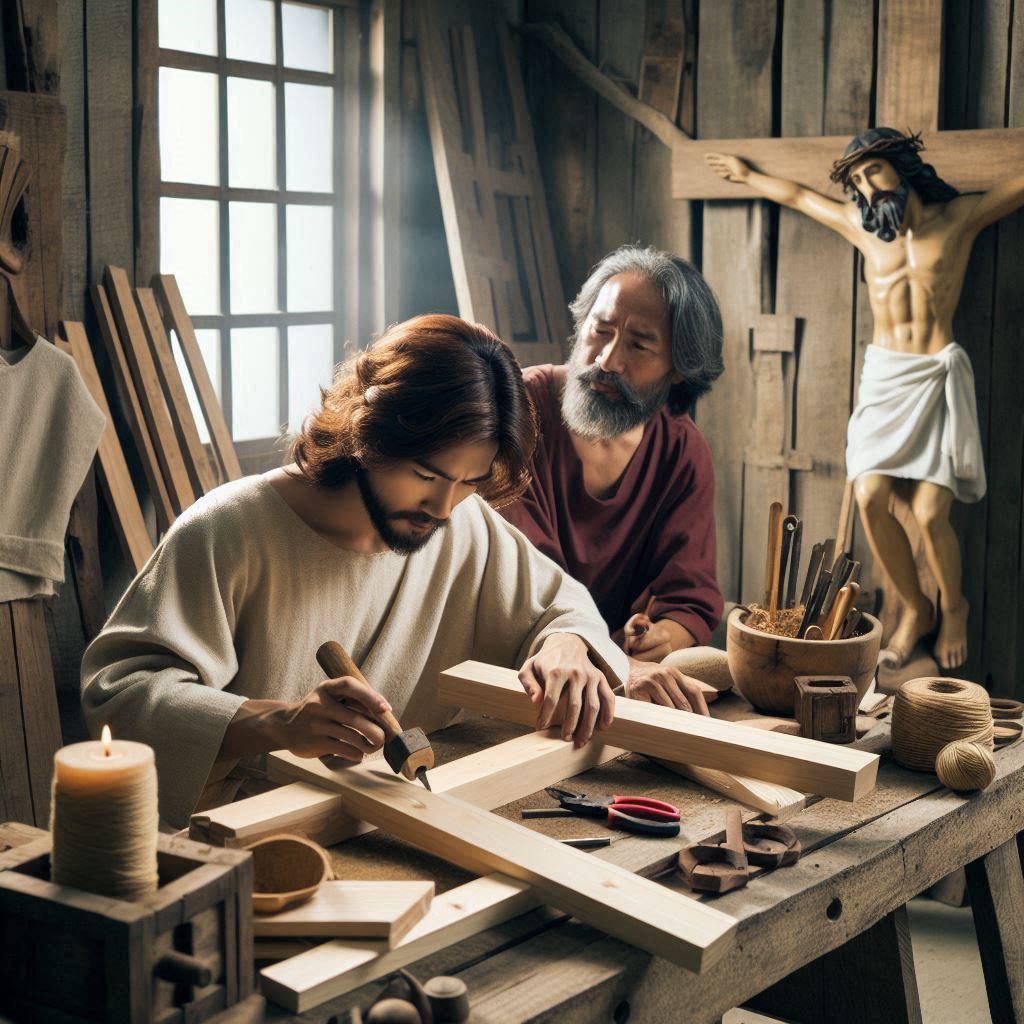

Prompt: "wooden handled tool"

[785,518,803,609]
[825,582,860,641]
[800,542,824,608]
[765,502,784,619]
[778,515,799,611]
[316,641,435,790]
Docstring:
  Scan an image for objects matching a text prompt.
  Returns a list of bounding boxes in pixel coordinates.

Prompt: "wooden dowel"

[765,502,783,618]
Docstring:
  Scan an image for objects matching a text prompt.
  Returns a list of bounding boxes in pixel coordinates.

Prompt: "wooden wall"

[522,0,1024,698]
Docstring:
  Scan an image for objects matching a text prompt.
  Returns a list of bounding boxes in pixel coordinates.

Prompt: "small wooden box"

[0,825,255,1023]
[794,675,858,744]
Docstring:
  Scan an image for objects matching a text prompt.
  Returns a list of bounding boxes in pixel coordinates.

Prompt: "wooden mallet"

[316,641,435,790]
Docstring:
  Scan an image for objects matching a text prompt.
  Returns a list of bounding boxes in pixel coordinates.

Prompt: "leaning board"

[438,661,879,801]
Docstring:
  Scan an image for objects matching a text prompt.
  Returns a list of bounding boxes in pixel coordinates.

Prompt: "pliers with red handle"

[545,786,681,837]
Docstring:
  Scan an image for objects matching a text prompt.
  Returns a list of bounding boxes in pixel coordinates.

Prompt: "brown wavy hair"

[291,314,538,506]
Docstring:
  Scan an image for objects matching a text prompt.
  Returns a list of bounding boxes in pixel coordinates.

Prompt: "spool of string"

[935,740,996,792]
[891,677,993,772]
[50,750,159,901]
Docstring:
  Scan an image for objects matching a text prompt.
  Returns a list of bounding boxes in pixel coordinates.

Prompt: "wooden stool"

[794,675,857,744]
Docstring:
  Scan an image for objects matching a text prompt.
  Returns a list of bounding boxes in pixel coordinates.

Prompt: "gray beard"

[560,342,672,441]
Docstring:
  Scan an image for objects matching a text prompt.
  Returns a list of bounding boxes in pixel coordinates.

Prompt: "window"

[155,0,357,452]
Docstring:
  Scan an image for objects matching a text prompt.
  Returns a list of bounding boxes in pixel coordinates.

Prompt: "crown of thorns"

[829,128,925,188]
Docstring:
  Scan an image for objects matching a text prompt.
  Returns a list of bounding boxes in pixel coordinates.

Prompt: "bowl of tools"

[727,608,882,715]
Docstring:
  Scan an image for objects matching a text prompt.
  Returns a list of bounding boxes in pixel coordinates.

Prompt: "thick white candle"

[50,726,159,900]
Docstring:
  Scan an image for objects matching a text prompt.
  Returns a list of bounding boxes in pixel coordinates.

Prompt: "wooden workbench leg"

[744,906,923,1024]
[965,837,1024,1024]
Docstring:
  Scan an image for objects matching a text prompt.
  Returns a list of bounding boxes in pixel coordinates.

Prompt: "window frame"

[138,0,362,461]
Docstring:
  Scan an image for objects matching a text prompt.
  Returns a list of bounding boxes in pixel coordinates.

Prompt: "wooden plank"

[9,600,62,826]
[261,874,536,1012]
[155,274,242,483]
[262,766,736,972]
[91,282,175,533]
[104,266,195,515]
[135,287,217,497]
[694,0,774,605]
[437,661,879,800]
[261,727,628,848]
[65,465,107,644]
[965,837,1024,1024]
[671,128,1024,200]
[651,760,805,821]
[0,604,33,826]
[779,0,873,612]
[58,323,153,573]
[253,880,434,944]
[876,0,942,131]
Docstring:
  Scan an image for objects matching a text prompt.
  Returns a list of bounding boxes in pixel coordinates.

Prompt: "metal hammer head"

[382,728,435,781]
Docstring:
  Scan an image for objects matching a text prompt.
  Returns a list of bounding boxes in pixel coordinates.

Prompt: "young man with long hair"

[82,315,627,828]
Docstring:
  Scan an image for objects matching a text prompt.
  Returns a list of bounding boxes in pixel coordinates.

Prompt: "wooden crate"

[0,827,254,1023]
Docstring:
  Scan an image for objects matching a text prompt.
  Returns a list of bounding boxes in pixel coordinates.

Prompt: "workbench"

[240,701,1024,1024]
[5,703,1022,1024]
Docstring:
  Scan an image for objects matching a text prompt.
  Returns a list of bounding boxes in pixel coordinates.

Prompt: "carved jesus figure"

[706,128,1024,670]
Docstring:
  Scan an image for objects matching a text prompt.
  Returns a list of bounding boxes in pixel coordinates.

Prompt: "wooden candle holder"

[0,825,257,1024]
[794,675,858,744]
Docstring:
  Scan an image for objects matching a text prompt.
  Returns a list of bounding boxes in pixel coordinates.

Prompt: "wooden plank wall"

[523,0,1024,698]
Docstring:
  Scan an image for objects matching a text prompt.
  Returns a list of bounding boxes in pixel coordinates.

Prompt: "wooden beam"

[876,0,942,130]
[253,880,434,946]
[256,728,627,849]
[0,604,33,825]
[261,874,536,1012]
[134,286,217,497]
[651,760,806,821]
[57,323,153,573]
[671,128,1024,200]
[104,265,195,515]
[438,662,879,801]
[264,767,737,973]
[154,274,242,483]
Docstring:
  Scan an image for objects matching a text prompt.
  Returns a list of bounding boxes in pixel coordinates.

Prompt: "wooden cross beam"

[438,662,879,801]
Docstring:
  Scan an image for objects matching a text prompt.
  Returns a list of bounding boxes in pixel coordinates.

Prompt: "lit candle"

[50,726,159,901]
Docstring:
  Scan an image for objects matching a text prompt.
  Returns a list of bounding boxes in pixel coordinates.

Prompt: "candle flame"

[101,725,112,757]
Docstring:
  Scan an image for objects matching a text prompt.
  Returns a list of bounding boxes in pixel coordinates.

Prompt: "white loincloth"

[846,342,986,504]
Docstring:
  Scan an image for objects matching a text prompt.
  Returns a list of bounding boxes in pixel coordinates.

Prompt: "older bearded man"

[499,245,725,711]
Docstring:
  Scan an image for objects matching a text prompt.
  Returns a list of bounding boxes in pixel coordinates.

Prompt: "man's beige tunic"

[82,476,628,827]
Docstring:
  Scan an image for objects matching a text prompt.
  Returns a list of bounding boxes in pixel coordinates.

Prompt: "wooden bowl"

[726,608,882,715]
[247,834,334,914]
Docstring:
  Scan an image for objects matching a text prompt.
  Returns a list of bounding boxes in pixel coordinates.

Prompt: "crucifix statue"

[706,128,1024,671]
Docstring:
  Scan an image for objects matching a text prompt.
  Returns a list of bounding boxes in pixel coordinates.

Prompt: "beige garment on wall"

[0,338,104,600]
[82,476,629,828]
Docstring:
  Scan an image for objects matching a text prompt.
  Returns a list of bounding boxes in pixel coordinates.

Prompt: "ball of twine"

[50,767,159,901]
[891,677,993,772]
[935,740,996,792]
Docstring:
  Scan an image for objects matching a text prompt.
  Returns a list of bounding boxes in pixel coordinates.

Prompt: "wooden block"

[671,128,1024,200]
[438,661,879,801]
[92,282,176,533]
[253,880,434,946]
[104,265,195,516]
[155,274,242,483]
[651,760,806,821]
[135,287,217,497]
[58,322,153,573]
[794,676,858,744]
[268,767,736,973]
[261,874,536,1012]
[260,728,627,848]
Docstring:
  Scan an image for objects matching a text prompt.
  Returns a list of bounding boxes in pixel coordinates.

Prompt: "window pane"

[286,206,332,312]
[231,328,280,440]
[159,68,219,185]
[225,0,276,64]
[159,0,216,54]
[161,198,220,315]
[285,84,333,192]
[229,202,278,314]
[282,2,333,73]
[228,78,276,190]
[287,325,333,432]
[171,328,221,445]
